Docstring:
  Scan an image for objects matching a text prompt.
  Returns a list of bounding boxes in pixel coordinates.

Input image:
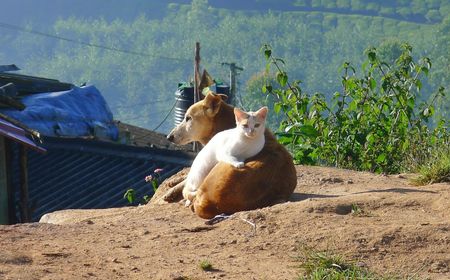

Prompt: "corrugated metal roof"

[0,118,46,153]
[10,137,192,222]
[115,121,193,152]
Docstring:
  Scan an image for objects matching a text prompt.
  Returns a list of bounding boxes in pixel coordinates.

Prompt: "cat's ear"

[204,92,223,117]
[256,106,268,120]
[234,107,248,122]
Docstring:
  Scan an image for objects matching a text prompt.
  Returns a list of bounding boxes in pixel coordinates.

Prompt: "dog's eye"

[185,116,191,122]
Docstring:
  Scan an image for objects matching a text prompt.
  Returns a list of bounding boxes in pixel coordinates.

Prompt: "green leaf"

[264,49,272,60]
[376,153,386,163]
[406,97,415,110]
[414,79,422,90]
[369,77,376,91]
[276,71,288,87]
[123,189,135,204]
[366,133,375,144]
[348,100,357,111]
[152,181,158,192]
[274,102,281,114]
[262,85,267,93]
[298,125,319,138]
[365,47,377,62]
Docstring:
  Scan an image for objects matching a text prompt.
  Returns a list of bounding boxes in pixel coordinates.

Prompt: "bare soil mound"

[0,166,449,280]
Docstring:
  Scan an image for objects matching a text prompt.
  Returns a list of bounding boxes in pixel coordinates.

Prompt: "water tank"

[174,85,194,126]
[215,84,231,105]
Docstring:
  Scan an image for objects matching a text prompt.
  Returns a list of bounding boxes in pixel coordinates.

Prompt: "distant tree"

[323,14,338,29]
[293,0,309,7]
[425,9,442,23]
[366,2,380,13]
[350,0,364,11]
[336,0,351,9]
[397,7,413,19]
[412,0,428,16]
[377,39,403,64]
[426,0,440,9]
[311,0,321,8]
[430,15,450,119]
[242,71,283,130]
[324,0,337,9]
[379,7,395,17]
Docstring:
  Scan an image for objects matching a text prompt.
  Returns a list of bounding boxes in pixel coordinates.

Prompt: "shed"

[0,66,193,223]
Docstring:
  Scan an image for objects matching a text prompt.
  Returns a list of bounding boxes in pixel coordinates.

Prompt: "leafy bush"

[261,43,449,173]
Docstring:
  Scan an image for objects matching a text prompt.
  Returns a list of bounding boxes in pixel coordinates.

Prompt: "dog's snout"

[167,133,174,142]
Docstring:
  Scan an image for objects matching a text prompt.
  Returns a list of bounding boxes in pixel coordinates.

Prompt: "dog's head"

[167,92,230,145]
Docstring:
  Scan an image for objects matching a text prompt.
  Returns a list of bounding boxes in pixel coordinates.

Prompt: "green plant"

[123,168,164,205]
[351,203,362,216]
[412,147,450,185]
[199,260,213,271]
[261,43,449,174]
[350,203,371,217]
[297,248,379,279]
[123,189,136,204]
[145,168,164,193]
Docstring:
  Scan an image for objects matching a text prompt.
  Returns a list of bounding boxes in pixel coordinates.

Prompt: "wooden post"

[19,146,30,223]
[193,42,201,152]
[5,139,15,224]
[0,137,8,224]
[194,42,201,103]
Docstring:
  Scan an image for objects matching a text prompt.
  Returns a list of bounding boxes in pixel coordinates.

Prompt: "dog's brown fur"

[166,92,297,219]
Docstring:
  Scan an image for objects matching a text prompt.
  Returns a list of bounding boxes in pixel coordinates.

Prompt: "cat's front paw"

[184,199,192,207]
[232,161,245,168]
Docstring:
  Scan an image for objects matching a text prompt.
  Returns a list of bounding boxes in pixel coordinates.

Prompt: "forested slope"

[0,0,448,132]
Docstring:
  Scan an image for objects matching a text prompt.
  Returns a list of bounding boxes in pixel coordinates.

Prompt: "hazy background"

[1,0,449,133]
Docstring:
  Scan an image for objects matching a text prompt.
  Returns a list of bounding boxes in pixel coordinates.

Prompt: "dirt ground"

[0,165,449,280]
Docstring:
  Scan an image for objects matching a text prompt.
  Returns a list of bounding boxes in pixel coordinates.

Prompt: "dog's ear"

[217,94,228,101]
[206,90,228,102]
[204,92,223,117]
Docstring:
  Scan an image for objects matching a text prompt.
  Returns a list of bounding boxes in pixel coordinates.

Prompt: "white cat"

[182,106,268,206]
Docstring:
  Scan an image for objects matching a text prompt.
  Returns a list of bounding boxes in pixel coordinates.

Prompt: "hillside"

[1,166,449,279]
[1,0,448,133]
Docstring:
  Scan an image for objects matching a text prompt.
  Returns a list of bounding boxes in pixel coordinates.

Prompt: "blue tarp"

[0,85,118,140]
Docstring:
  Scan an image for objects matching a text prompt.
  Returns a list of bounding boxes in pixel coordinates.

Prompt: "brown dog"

[166,92,297,219]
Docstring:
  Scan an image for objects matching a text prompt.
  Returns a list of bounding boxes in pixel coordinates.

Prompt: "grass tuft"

[199,260,213,271]
[297,248,380,280]
[412,149,450,185]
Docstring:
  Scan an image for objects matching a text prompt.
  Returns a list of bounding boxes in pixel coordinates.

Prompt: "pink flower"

[154,168,164,174]
[144,175,153,182]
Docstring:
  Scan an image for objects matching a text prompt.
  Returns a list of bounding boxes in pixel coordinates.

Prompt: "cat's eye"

[255,123,261,128]
[243,124,249,128]
[185,116,191,122]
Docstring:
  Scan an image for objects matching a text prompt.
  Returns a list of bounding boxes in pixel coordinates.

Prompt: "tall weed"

[261,43,449,173]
